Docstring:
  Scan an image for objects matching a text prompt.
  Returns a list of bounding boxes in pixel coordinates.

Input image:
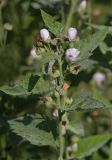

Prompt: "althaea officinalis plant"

[0,10,111,160]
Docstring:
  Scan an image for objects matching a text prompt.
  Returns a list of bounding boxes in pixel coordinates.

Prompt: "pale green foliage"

[8,115,56,146]
[88,24,112,34]
[66,118,84,136]
[75,134,112,159]
[92,87,112,108]
[39,51,59,65]
[74,29,108,62]
[66,91,109,111]
[78,59,98,72]
[70,29,108,73]
[31,0,62,9]
[0,75,49,96]
[0,85,28,96]
[41,10,63,36]
[99,42,112,55]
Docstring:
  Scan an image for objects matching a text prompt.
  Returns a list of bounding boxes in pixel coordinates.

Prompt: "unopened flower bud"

[54,91,60,98]
[67,146,72,152]
[71,136,80,143]
[67,27,77,41]
[27,47,38,65]
[40,28,50,41]
[53,109,59,117]
[93,72,106,87]
[79,0,87,11]
[61,124,66,135]
[72,143,78,152]
[63,83,70,91]
[37,47,45,55]
[45,97,53,108]
[69,65,78,75]
[65,98,73,105]
[3,23,13,31]
[53,70,60,78]
[66,48,80,62]
[30,47,38,60]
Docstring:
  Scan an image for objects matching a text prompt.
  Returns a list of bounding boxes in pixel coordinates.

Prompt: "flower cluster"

[39,27,80,62]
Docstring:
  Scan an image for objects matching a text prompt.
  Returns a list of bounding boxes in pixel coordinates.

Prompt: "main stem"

[59,114,64,160]
[58,57,64,160]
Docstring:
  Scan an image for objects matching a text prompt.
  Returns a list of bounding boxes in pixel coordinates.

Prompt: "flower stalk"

[64,0,77,34]
[58,117,65,160]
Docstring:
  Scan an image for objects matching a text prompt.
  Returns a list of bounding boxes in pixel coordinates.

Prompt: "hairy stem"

[58,58,63,87]
[57,53,65,159]
[59,118,64,160]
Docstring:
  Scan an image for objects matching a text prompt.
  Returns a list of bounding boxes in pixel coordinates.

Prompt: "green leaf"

[8,115,56,147]
[91,152,103,160]
[99,42,108,55]
[92,87,112,109]
[36,51,59,75]
[0,76,50,96]
[0,84,28,96]
[109,142,112,160]
[41,10,63,36]
[65,91,108,112]
[31,77,50,94]
[66,118,84,136]
[99,41,112,55]
[28,74,40,92]
[31,0,62,9]
[74,29,108,62]
[39,51,58,65]
[87,24,112,34]
[75,133,112,159]
[77,59,98,72]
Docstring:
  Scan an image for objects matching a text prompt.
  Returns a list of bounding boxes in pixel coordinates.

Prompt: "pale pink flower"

[66,48,80,62]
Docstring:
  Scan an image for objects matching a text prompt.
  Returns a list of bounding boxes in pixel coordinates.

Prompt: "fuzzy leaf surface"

[8,115,56,147]
[75,133,112,159]
[41,10,63,36]
[65,91,109,112]
[0,76,49,96]
[74,29,108,63]
[67,115,84,136]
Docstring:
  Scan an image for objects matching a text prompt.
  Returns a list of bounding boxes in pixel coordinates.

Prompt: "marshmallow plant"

[0,10,110,160]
